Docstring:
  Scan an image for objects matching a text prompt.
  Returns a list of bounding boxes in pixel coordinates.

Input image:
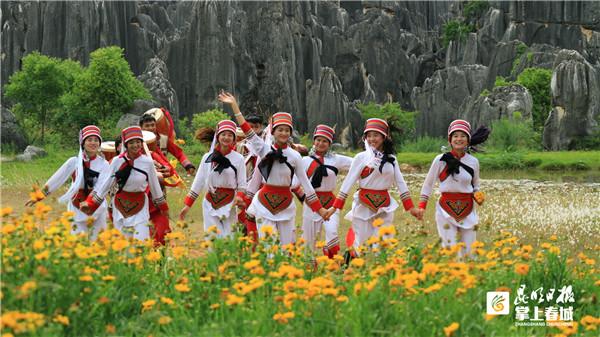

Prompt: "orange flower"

[175,284,191,293]
[273,311,295,324]
[158,316,172,325]
[53,315,69,326]
[515,263,530,275]
[443,322,460,337]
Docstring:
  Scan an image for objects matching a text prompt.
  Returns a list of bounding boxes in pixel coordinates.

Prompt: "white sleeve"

[244,133,270,158]
[146,158,165,204]
[333,153,364,208]
[472,158,480,192]
[236,155,247,192]
[245,162,263,196]
[189,154,210,196]
[392,156,413,210]
[336,154,354,172]
[292,154,321,211]
[44,157,77,194]
[91,158,121,201]
[419,155,443,208]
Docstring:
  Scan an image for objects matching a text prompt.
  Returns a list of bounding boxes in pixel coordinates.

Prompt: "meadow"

[1,149,599,336]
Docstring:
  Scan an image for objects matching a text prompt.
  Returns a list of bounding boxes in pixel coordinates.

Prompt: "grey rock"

[511,43,561,77]
[1,106,28,152]
[412,65,489,137]
[305,67,363,147]
[129,99,159,116]
[543,50,600,150]
[16,145,47,161]
[462,84,533,127]
[117,113,141,130]
[137,57,179,117]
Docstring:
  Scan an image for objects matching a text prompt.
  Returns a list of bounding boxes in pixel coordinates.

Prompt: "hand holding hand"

[80,201,92,215]
[179,206,190,221]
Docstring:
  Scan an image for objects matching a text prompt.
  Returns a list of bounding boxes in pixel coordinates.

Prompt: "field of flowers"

[1,199,599,336]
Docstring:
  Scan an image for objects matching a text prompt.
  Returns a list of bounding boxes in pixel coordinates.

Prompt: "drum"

[100,141,116,162]
[142,130,157,144]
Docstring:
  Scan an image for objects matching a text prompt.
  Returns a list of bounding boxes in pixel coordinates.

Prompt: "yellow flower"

[350,258,365,268]
[243,260,261,270]
[580,315,599,331]
[176,139,186,145]
[166,231,185,241]
[550,234,558,241]
[20,281,37,294]
[175,283,191,293]
[372,218,384,227]
[79,275,93,282]
[142,299,156,312]
[1,206,13,217]
[260,225,274,236]
[111,239,129,251]
[336,295,349,303]
[443,322,460,337]
[34,250,50,260]
[225,294,245,306]
[53,315,69,326]
[421,263,440,276]
[172,246,187,260]
[160,297,174,305]
[378,225,396,237]
[146,251,162,262]
[105,324,116,334]
[273,311,295,324]
[210,303,221,310]
[423,283,443,294]
[102,275,116,281]
[158,316,172,325]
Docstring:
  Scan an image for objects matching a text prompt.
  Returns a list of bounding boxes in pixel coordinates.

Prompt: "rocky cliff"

[2,1,599,149]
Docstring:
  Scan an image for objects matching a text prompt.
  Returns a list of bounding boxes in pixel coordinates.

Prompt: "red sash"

[71,189,89,208]
[114,191,145,218]
[358,188,390,212]
[439,192,473,222]
[206,188,235,210]
[316,191,335,209]
[258,184,292,215]
[360,166,374,179]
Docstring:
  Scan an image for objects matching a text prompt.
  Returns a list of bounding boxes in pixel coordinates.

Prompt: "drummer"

[140,110,196,175]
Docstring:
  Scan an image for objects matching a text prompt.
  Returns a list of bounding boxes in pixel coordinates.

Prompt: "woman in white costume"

[80,126,168,241]
[218,90,330,246]
[416,119,489,257]
[331,118,419,257]
[27,125,110,240]
[179,120,247,239]
[297,124,352,258]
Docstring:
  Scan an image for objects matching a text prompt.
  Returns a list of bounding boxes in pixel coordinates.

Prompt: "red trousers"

[150,210,171,246]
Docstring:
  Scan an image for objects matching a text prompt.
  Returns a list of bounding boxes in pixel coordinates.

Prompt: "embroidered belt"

[114,191,145,218]
[206,188,235,210]
[439,192,473,222]
[358,188,391,212]
[316,191,335,209]
[258,184,292,215]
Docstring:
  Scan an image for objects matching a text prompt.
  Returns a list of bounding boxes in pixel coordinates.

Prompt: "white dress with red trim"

[87,153,167,231]
[419,153,480,229]
[185,149,247,219]
[333,151,414,221]
[241,131,323,222]
[44,156,110,223]
[301,153,353,221]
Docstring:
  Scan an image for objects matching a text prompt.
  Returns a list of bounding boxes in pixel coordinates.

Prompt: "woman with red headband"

[26,125,110,241]
[331,118,419,257]
[179,120,247,239]
[417,119,489,258]
[297,124,352,258]
[218,91,330,246]
[80,126,169,241]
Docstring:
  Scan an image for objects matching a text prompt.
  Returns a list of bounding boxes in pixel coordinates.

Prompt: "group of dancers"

[28,90,489,259]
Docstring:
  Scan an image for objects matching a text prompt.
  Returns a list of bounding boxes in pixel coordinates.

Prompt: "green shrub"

[191,109,230,131]
[358,102,416,148]
[539,161,568,171]
[400,136,446,153]
[487,117,539,152]
[442,20,474,47]
[516,68,552,131]
[479,152,527,170]
[463,0,489,20]
[494,76,511,87]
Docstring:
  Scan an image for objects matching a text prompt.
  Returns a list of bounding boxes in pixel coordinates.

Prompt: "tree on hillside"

[60,46,151,133]
[358,102,416,148]
[4,52,83,144]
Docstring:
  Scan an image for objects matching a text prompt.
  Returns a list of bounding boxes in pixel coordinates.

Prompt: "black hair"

[246,115,263,124]
[115,135,122,155]
[382,137,395,155]
[139,114,156,126]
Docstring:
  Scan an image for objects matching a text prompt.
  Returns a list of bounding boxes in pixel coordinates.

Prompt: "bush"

[358,102,416,148]
[191,109,230,131]
[479,152,529,170]
[463,0,489,20]
[494,76,511,87]
[401,136,446,153]
[4,52,83,144]
[516,68,552,131]
[487,117,539,152]
[60,46,151,135]
[442,20,474,47]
